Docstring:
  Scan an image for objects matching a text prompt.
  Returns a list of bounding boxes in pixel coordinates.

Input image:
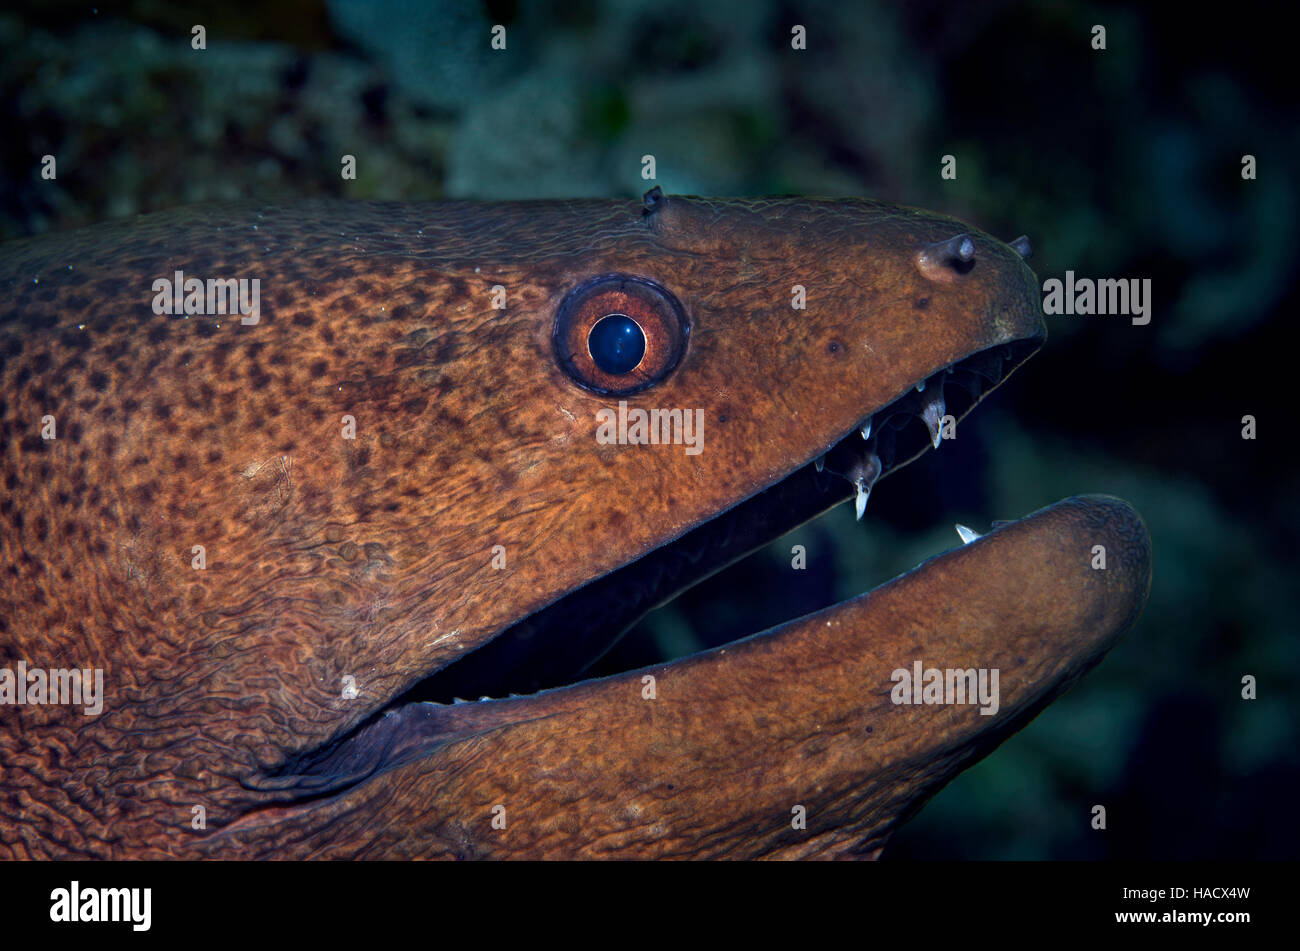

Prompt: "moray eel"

[0,193,1151,859]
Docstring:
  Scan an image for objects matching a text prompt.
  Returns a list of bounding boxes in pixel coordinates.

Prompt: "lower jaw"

[226,494,1150,859]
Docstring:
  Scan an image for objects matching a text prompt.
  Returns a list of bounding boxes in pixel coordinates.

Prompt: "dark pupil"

[588,313,646,374]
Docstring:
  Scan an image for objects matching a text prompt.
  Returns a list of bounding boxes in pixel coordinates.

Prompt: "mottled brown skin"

[0,196,1149,858]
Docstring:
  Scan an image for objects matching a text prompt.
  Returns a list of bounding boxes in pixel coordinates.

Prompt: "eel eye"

[552,274,689,395]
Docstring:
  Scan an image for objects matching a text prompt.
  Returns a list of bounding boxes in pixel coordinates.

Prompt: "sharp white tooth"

[955,524,982,545]
[915,380,925,392]
[920,389,946,449]
[849,450,881,521]
[814,455,825,472]
[859,416,872,440]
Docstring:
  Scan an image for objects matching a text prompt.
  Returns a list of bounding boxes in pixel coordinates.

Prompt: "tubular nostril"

[642,186,664,215]
[916,233,976,282]
[1009,235,1032,259]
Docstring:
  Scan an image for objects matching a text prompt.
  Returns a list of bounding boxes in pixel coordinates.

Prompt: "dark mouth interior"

[258,338,1038,792]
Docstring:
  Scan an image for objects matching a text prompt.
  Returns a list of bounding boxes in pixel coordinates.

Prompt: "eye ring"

[552,274,689,396]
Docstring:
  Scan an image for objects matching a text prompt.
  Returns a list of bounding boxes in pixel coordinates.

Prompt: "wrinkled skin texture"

[0,197,1149,858]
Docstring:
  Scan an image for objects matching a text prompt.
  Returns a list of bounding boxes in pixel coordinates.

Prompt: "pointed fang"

[859,416,872,440]
[848,451,881,522]
[1009,235,1032,259]
[955,524,982,545]
[920,388,946,449]
[814,455,825,472]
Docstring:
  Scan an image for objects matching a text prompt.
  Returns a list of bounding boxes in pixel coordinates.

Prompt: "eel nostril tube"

[916,233,976,281]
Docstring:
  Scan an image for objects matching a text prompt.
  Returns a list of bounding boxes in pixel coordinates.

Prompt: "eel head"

[0,194,1150,858]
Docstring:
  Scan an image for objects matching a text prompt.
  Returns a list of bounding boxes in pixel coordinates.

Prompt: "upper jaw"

[815,334,1043,520]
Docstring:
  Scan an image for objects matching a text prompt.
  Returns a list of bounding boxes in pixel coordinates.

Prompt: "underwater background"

[2,0,1295,859]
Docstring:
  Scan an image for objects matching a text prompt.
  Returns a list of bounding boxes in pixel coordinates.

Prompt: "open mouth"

[257,334,1042,797]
